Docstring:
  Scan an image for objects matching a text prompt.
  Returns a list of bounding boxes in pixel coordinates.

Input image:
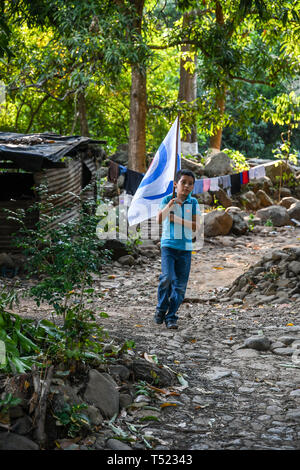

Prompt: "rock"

[0,252,15,267]
[195,191,213,205]
[256,205,290,227]
[117,255,136,266]
[287,202,300,224]
[83,369,119,418]
[203,367,233,381]
[131,359,175,386]
[119,393,133,409]
[106,438,133,450]
[109,364,131,381]
[213,188,234,208]
[265,161,295,184]
[85,405,104,426]
[204,152,235,177]
[0,432,39,450]
[101,239,131,261]
[181,156,204,177]
[204,210,233,237]
[10,416,33,436]
[256,190,274,208]
[100,181,119,198]
[272,347,295,356]
[240,191,258,211]
[242,336,271,351]
[278,335,299,346]
[288,261,300,275]
[51,384,83,415]
[279,197,299,209]
[286,409,300,422]
[225,207,248,235]
[110,144,129,165]
[247,176,272,194]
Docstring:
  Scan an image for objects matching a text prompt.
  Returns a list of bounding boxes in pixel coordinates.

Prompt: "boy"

[154,169,201,329]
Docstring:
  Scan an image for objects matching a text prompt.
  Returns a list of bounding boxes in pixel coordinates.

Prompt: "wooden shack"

[0,131,105,252]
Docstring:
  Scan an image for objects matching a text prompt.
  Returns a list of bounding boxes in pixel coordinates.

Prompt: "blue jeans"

[156,247,192,325]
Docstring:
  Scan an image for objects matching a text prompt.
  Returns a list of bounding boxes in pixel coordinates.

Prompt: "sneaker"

[166,323,178,329]
[154,312,165,324]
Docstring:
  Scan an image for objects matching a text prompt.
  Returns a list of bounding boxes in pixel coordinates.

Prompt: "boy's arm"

[170,213,200,232]
[156,198,182,224]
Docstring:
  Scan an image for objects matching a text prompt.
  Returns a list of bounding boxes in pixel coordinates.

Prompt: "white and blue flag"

[127,118,181,226]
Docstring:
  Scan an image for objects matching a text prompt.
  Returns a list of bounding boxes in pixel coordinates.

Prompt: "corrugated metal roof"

[0,131,105,171]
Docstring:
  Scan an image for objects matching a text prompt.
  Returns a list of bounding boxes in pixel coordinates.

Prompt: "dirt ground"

[5,225,300,450]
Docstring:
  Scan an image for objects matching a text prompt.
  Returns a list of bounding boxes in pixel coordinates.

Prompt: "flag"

[127,117,181,226]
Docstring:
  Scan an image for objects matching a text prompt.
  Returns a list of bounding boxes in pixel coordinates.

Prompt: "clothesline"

[107,159,267,197]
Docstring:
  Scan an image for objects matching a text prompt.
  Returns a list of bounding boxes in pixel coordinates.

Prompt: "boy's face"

[174,175,194,198]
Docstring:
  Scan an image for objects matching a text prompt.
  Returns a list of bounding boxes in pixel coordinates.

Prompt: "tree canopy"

[0,0,299,163]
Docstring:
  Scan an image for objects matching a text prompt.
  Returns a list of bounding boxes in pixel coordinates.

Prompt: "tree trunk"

[77,91,90,137]
[209,1,226,151]
[209,91,226,150]
[178,12,198,157]
[128,65,147,172]
[128,0,146,173]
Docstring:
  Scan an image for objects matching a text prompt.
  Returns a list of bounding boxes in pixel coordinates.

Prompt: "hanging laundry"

[249,167,255,179]
[230,173,241,194]
[108,160,120,184]
[254,165,266,179]
[124,168,144,196]
[203,178,211,192]
[242,170,249,184]
[193,179,204,194]
[210,177,220,192]
[218,175,231,190]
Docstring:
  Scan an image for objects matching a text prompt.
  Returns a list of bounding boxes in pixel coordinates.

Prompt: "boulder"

[0,432,39,450]
[181,156,204,177]
[265,161,295,184]
[279,197,299,209]
[256,189,274,208]
[287,202,300,225]
[247,176,272,194]
[83,369,119,419]
[204,210,233,237]
[225,207,248,235]
[240,191,258,211]
[204,152,234,177]
[242,335,271,351]
[213,188,234,208]
[101,239,131,261]
[196,192,213,206]
[256,205,290,227]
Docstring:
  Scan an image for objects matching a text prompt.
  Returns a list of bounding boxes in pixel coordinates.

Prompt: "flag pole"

[172,114,181,198]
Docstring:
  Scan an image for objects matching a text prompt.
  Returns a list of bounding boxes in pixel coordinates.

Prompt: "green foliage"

[265,219,274,227]
[3,184,115,367]
[0,288,42,373]
[0,393,22,414]
[222,148,250,172]
[54,403,90,438]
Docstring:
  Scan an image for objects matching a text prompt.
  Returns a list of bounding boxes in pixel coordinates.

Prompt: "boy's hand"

[168,198,182,209]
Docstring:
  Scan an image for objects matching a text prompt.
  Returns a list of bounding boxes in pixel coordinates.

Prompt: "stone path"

[8,225,300,450]
[94,226,300,450]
